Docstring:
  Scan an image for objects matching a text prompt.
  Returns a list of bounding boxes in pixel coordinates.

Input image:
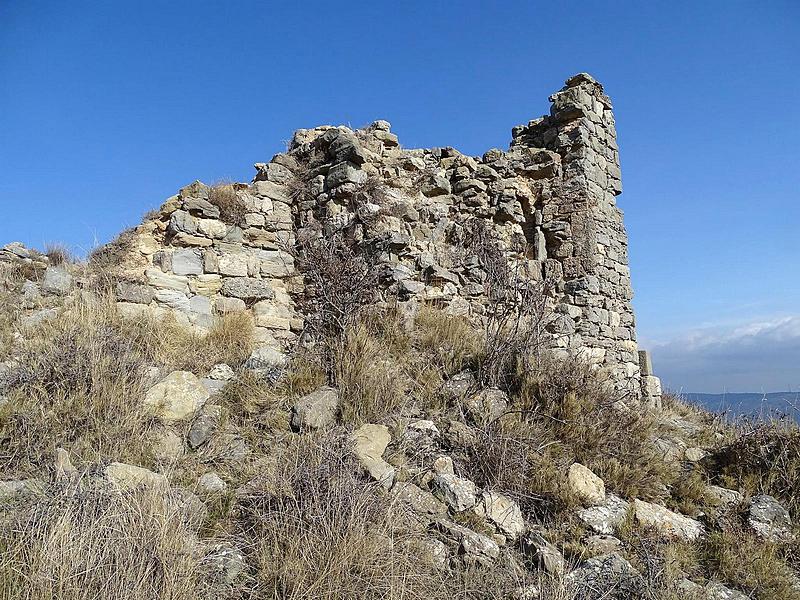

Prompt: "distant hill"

[684,391,800,420]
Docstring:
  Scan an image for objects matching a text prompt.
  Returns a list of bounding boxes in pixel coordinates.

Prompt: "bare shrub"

[459,415,573,518]
[208,181,246,226]
[461,218,553,389]
[0,484,203,600]
[291,230,379,341]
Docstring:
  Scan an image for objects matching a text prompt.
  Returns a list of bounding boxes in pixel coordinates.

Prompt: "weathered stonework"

[96,73,660,402]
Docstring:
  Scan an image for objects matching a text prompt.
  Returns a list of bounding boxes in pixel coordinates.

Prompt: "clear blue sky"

[1,1,798,393]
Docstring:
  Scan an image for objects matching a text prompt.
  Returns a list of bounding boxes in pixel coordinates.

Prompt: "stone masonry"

[95,73,660,402]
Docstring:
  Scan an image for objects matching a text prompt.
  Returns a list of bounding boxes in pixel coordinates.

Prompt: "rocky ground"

[2,243,800,600]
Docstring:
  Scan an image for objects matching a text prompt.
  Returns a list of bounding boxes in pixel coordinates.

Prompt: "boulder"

[41,266,72,295]
[104,462,167,490]
[208,363,235,381]
[169,487,207,532]
[220,277,274,301]
[172,248,203,275]
[585,534,623,555]
[393,481,448,523]
[632,499,704,541]
[188,404,221,449]
[198,472,227,496]
[204,543,247,585]
[437,520,499,566]
[748,494,794,542]
[0,479,43,501]
[567,463,606,506]
[352,424,395,489]
[464,388,509,424]
[115,282,155,304]
[521,532,565,576]
[151,427,185,463]
[143,370,210,421]
[707,485,743,509]
[477,491,525,539]
[430,473,477,512]
[290,386,339,431]
[577,493,630,535]
[243,347,286,374]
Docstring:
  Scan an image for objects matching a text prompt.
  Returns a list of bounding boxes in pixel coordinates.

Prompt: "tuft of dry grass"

[334,323,410,424]
[517,355,676,501]
[89,227,138,271]
[208,182,246,226]
[44,243,74,266]
[414,306,483,377]
[156,311,256,373]
[0,483,204,600]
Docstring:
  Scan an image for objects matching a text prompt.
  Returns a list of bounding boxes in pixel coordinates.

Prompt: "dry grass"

[516,355,676,501]
[236,429,447,599]
[88,227,138,270]
[44,243,73,266]
[709,417,800,517]
[0,296,158,474]
[701,527,800,599]
[158,311,256,373]
[334,323,410,424]
[0,484,204,600]
[208,182,246,226]
[415,306,483,377]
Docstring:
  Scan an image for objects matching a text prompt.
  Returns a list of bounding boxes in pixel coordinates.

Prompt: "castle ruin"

[101,73,662,403]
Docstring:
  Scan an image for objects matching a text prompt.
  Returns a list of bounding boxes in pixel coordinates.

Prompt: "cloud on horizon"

[646,315,800,394]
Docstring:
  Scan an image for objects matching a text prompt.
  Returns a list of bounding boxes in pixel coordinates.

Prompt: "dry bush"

[415,306,483,377]
[44,243,74,266]
[709,417,800,517]
[0,296,158,473]
[701,527,800,599]
[208,182,247,226]
[236,429,452,600]
[0,484,203,600]
[292,230,379,343]
[461,218,553,389]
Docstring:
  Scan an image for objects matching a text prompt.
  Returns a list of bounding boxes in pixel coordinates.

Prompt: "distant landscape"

[685,391,800,421]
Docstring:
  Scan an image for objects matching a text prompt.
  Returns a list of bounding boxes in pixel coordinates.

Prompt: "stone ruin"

[23,72,663,403]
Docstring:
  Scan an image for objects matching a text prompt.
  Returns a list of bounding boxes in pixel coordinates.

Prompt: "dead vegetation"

[0,484,204,600]
[208,181,247,226]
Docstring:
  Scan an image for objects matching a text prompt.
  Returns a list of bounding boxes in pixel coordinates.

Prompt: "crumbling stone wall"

[104,73,659,402]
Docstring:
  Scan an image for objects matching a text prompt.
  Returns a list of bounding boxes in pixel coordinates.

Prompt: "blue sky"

[1,1,798,393]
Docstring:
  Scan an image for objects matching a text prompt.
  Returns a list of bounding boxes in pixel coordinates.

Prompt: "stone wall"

[103,72,660,402]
